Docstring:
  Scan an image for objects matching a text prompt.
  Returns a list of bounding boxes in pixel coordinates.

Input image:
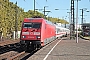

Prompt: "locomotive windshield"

[23,22,41,28]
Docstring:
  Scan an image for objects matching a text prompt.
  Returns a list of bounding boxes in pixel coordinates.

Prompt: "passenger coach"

[55,24,70,39]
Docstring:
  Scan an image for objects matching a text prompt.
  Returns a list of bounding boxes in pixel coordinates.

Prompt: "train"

[55,24,70,39]
[20,17,70,51]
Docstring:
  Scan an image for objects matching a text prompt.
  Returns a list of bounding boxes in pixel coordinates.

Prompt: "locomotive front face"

[21,22,41,40]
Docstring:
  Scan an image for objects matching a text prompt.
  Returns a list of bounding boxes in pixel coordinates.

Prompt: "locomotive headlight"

[22,36,26,38]
[37,36,40,38]
[36,36,40,39]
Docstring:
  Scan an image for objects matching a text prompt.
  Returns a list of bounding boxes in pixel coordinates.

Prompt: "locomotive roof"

[24,18,55,25]
[24,18,43,20]
[45,20,54,25]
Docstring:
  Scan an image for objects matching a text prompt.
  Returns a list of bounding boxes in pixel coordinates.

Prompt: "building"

[81,23,90,36]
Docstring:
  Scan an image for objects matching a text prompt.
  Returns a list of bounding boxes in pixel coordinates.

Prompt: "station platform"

[27,38,90,60]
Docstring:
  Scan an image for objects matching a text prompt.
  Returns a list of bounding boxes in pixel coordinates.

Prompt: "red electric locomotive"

[20,17,56,50]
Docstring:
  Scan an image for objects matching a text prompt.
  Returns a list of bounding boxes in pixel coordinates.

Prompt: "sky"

[9,0,90,24]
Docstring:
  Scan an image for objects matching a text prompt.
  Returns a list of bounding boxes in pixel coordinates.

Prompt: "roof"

[82,23,90,27]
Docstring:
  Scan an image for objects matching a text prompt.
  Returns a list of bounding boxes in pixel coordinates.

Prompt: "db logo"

[30,32,33,35]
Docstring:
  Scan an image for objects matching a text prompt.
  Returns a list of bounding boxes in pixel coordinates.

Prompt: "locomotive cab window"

[23,22,41,28]
[33,23,41,28]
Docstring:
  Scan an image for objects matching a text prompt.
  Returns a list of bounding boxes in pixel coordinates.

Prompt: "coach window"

[60,29,62,32]
[57,29,59,33]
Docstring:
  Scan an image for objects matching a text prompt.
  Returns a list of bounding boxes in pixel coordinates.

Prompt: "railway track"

[0,37,69,60]
[0,39,20,54]
[0,48,40,60]
[0,39,58,60]
[0,43,26,60]
[8,51,26,60]
[0,39,40,60]
[0,43,21,54]
[0,42,40,60]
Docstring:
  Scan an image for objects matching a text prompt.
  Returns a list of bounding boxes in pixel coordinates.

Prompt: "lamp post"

[67,12,71,31]
[80,8,87,24]
[76,0,79,43]
[81,9,84,24]
[67,12,71,25]
[70,0,75,40]
[33,0,48,13]
[15,1,18,39]
[80,9,89,37]
[35,7,50,18]
[34,0,35,13]
[44,6,48,18]
[43,6,51,18]
[75,0,81,43]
